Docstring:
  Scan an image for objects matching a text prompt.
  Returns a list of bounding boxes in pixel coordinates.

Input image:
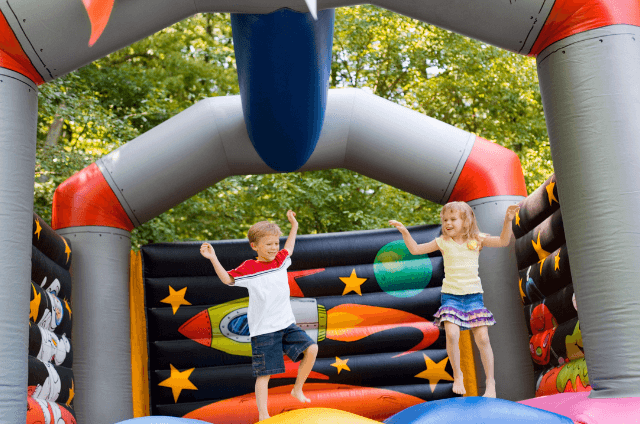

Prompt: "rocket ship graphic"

[178,297,439,357]
[179,297,322,357]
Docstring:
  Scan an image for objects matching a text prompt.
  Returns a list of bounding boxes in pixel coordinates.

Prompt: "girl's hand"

[505,205,520,221]
[287,210,298,226]
[389,220,408,233]
[200,243,215,259]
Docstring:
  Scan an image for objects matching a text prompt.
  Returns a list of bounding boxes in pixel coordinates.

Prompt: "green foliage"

[35,7,552,249]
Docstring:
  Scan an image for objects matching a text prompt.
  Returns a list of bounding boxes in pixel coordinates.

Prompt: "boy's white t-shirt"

[228,249,295,337]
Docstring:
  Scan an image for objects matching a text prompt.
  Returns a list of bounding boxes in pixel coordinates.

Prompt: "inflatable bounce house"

[1,0,639,423]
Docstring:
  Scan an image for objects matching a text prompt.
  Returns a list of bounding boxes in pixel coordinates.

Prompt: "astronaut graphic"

[38,276,62,297]
[37,326,71,367]
[31,362,62,402]
[39,292,64,333]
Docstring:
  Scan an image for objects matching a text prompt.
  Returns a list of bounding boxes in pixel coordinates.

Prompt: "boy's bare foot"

[258,412,270,421]
[483,380,496,398]
[291,387,311,403]
[452,374,466,395]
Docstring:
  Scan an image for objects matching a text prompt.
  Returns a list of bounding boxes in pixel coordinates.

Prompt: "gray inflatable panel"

[0,68,38,421]
[537,25,640,397]
[56,226,133,423]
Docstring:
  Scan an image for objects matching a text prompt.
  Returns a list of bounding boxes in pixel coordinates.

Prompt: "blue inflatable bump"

[114,417,211,424]
[231,9,334,172]
[383,397,574,424]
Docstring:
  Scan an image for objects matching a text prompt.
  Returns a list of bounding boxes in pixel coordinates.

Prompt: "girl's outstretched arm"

[389,220,440,255]
[481,205,520,248]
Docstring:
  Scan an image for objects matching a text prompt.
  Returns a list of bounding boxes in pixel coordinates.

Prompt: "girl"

[389,201,519,398]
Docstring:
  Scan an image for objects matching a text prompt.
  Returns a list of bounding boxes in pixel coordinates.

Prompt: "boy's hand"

[389,220,408,233]
[287,210,298,227]
[505,205,520,221]
[200,242,216,259]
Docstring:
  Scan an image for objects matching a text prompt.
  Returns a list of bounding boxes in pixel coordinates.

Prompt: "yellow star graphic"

[518,278,526,303]
[531,231,550,261]
[66,380,74,407]
[414,353,454,392]
[546,181,559,205]
[161,286,192,314]
[340,269,367,296]
[555,248,561,271]
[63,238,71,264]
[34,219,42,239]
[64,299,72,317]
[30,284,41,322]
[158,364,198,403]
[539,256,547,274]
[331,357,350,374]
[515,210,521,227]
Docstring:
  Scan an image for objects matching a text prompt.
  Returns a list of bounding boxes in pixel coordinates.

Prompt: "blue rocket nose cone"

[231,9,335,172]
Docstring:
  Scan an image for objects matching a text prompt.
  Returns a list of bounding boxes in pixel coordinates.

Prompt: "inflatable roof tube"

[0,0,197,82]
[306,88,478,204]
[0,11,44,84]
[0,67,38,421]
[528,0,640,57]
[92,88,480,227]
[537,25,640,398]
[52,163,134,231]
[231,9,334,172]
[3,0,638,83]
[448,136,527,203]
[1,0,554,83]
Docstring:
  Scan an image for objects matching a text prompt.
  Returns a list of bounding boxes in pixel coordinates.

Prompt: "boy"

[200,210,318,421]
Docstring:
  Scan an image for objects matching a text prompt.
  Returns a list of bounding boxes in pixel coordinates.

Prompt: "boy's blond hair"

[440,201,482,241]
[247,221,282,244]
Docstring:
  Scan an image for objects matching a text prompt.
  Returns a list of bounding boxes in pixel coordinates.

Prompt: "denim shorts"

[434,292,496,330]
[250,323,315,377]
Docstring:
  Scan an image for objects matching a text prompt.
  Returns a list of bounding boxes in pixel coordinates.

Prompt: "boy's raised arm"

[200,243,235,285]
[284,210,298,256]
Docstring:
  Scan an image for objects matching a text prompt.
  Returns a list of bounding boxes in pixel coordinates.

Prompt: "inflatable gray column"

[537,25,640,398]
[0,68,38,421]
[470,196,531,400]
[55,226,133,423]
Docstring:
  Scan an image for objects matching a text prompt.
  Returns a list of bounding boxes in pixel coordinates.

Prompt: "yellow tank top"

[435,236,483,295]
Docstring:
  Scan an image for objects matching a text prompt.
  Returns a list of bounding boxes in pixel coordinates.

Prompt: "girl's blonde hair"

[440,201,481,241]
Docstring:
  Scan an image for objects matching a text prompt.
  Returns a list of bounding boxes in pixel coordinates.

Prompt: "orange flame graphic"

[326,304,439,357]
[81,0,115,46]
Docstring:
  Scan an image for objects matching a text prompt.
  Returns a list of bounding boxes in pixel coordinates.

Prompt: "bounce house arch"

[2,0,640,423]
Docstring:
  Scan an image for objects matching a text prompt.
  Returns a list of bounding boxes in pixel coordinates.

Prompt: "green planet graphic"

[373,240,432,298]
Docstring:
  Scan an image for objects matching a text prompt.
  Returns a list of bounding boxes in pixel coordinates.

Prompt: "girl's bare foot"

[483,380,496,398]
[291,387,311,403]
[452,373,466,395]
[258,413,270,421]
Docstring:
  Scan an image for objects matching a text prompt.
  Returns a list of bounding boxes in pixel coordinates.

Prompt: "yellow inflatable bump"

[262,408,381,423]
